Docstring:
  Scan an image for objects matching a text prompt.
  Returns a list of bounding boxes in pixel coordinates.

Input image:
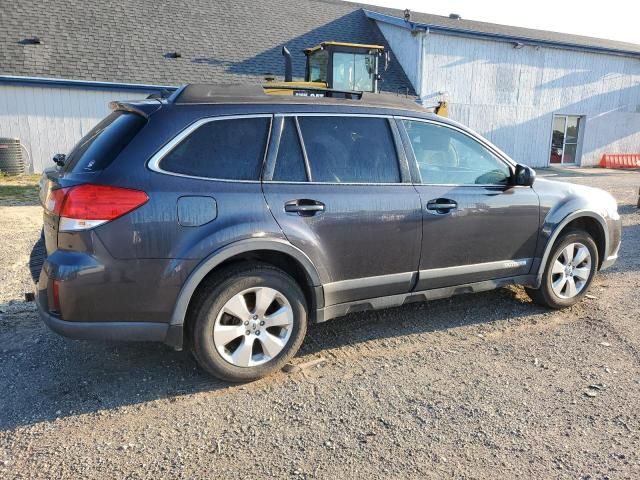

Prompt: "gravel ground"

[0,168,638,479]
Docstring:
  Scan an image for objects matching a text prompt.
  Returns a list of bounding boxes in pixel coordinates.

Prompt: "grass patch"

[0,174,41,206]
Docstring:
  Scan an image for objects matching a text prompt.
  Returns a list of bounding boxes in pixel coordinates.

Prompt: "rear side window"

[160,117,270,180]
[273,117,307,182]
[64,111,147,172]
[297,116,400,183]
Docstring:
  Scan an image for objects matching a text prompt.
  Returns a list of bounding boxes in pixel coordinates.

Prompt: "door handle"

[426,198,458,213]
[284,199,325,216]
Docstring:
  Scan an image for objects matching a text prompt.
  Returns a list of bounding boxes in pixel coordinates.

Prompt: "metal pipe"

[282,46,293,82]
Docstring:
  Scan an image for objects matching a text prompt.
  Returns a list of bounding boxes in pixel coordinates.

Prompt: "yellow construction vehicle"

[264,42,388,96]
[262,41,449,117]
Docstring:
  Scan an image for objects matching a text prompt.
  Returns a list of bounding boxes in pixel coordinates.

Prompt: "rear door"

[263,114,422,306]
[398,118,540,290]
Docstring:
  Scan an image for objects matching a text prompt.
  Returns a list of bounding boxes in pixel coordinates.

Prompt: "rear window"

[159,117,271,180]
[64,111,147,172]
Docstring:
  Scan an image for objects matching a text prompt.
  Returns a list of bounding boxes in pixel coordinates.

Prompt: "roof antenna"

[282,46,293,82]
[404,9,411,21]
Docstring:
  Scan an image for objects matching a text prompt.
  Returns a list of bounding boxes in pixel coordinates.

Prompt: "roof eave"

[0,75,179,92]
[364,10,640,59]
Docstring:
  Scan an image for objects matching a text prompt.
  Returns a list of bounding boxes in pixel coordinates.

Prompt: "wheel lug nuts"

[245,330,251,335]
[260,320,265,326]
[256,330,261,336]
[244,321,249,326]
[253,315,258,320]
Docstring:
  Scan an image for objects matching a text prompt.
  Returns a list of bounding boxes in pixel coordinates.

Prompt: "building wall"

[376,22,640,167]
[0,84,149,172]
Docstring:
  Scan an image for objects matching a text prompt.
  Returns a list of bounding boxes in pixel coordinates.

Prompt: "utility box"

[0,138,25,175]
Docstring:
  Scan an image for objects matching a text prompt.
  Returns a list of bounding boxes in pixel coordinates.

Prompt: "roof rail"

[168,83,423,111]
[172,84,266,103]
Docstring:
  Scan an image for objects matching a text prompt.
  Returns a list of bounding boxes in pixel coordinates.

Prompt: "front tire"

[191,264,308,382]
[526,230,598,309]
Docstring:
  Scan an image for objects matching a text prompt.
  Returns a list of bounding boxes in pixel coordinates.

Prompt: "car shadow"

[0,286,548,432]
[3,206,635,432]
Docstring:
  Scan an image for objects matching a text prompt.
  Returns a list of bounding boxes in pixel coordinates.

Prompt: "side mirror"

[513,164,535,187]
[53,153,66,167]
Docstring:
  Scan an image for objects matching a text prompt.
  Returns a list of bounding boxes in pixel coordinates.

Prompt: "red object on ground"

[599,154,640,169]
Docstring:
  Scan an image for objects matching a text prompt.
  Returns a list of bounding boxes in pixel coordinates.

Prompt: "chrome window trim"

[147,114,273,183]
[261,180,415,186]
[395,115,518,187]
[278,113,394,118]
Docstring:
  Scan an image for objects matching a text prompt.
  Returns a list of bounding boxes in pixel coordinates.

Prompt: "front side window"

[159,117,270,180]
[402,120,511,185]
[298,116,400,184]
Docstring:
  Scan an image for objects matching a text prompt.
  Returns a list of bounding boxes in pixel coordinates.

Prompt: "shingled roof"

[0,0,414,94]
[364,4,640,56]
[2,0,638,94]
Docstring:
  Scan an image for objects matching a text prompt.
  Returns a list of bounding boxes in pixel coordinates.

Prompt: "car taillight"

[45,187,67,215]
[45,184,148,232]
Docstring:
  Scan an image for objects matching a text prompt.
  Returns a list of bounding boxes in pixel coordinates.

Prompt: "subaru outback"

[36,84,621,381]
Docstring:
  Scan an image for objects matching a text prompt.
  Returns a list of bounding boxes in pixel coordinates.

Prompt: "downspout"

[413,26,428,105]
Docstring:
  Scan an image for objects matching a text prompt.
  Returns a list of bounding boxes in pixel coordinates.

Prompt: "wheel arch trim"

[169,238,322,327]
[536,209,609,284]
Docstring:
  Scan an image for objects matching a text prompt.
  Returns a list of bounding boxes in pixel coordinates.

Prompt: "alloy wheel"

[213,287,293,367]
[550,242,592,299]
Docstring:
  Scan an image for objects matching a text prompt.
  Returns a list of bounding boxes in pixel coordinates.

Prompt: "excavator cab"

[264,42,387,96]
[304,42,385,93]
[261,41,449,117]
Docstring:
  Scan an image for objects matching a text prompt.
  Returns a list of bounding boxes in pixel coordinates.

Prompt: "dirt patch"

[0,170,639,479]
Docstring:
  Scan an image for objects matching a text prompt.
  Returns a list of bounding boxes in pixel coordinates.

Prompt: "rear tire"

[29,229,46,284]
[526,230,598,309]
[190,263,307,382]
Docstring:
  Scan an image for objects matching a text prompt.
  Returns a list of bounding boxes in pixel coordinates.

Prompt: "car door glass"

[273,117,307,182]
[159,117,270,180]
[297,116,400,183]
[402,120,511,185]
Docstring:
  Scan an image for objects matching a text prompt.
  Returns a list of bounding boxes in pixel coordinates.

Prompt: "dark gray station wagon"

[37,85,621,381]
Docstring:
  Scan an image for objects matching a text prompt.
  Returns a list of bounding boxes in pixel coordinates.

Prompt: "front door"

[399,118,540,290]
[550,115,582,165]
[263,114,422,306]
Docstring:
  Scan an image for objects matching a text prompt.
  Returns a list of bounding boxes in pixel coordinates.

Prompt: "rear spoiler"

[109,100,162,119]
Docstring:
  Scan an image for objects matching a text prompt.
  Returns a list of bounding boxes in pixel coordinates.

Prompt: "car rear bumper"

[37,291,170,342]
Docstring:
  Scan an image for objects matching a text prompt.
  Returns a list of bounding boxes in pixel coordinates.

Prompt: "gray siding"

[0,85,148,172]
[377,22,640,167]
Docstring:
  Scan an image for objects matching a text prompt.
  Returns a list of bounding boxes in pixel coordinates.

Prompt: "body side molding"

[420,258,531,279]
